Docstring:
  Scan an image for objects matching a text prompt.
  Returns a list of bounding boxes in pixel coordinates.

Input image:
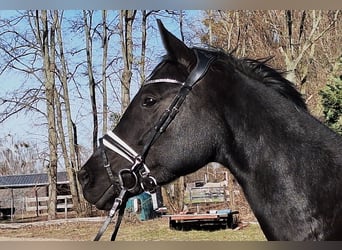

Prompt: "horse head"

[78,20,223,211]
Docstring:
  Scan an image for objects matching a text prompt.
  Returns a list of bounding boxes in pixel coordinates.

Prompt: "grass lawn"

[0,217,266,241]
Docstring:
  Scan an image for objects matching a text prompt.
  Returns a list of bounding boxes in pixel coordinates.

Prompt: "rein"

[94,48,217,241]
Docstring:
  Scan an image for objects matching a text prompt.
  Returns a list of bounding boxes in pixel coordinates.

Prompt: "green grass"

[116,219,266,241]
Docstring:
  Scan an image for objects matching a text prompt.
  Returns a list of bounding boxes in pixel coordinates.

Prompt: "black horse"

[78,20,342,240]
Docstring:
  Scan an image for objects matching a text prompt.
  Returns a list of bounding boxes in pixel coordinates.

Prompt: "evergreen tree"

[320,57,342,135]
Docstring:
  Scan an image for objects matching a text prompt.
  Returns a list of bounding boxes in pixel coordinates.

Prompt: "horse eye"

[142,97,157,107]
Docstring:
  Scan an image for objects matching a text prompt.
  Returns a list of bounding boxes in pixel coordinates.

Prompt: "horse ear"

[157,19,195,67]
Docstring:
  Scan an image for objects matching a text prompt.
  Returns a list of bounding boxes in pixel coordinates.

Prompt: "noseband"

[94,48,217,241]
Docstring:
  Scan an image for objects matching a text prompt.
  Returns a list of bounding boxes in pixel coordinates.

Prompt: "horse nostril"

[78,169,89,186]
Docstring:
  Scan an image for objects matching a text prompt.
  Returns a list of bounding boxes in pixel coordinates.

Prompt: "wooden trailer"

[168,209,239,231]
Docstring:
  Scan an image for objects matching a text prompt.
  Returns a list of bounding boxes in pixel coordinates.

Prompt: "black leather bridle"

[94,48,217,241]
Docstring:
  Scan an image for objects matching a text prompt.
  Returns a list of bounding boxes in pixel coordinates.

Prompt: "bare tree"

[0,12,45,123]
[101,10,109,134]
[54,10,91,216]
[34,10,59,220]
[0,134,42,175]
[83,10,98,152]
[200,10,341,115]
[0,10,58,219]
[119,10,136,113]
[140,10,148,86]
[139,10,162,86]
[279,11,340,84]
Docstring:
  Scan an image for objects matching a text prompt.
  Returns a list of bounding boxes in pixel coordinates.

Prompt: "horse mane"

[206,47,308,111]
[154,45,307,111]
[236,56,307,110]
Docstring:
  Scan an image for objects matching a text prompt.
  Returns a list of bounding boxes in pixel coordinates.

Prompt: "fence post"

[11,189,14,222]
[35,189,39,217]
[64,197,67,219]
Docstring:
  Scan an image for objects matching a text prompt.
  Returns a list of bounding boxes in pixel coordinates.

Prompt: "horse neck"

[213,74,342,240]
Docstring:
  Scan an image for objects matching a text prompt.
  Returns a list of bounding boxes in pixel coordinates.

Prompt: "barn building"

[0,172,70,220]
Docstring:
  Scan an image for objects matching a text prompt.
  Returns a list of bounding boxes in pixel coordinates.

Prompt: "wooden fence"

[25,195,73,218]
[188,186,226,203]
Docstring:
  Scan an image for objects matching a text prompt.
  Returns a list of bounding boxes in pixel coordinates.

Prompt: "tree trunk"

[140,10,147,86]
[54,10,90,216]
[83,10,98,152]
[162,179,185,214]
[39,10,58,220]
[140,10,159,86]
[119,10,136,113]
[102,10,109,134]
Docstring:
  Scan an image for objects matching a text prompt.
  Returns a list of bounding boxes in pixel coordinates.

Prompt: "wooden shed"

[0,172,70,220]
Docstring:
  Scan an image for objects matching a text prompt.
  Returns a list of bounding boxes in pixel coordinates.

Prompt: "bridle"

[94,48,217,241]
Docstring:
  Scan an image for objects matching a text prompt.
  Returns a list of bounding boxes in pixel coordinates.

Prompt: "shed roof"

[0,172,69,189]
